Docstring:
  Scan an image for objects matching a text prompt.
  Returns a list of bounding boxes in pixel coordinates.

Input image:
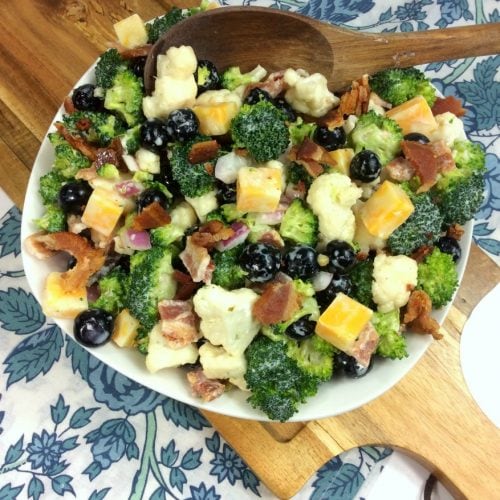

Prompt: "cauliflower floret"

[343,115,358,135]
[199,343,247,381]
[135,148,160,174]
[185,190,218,222]
[428,112,467,146]
[143,46,198,119]
[146,323,199,373]
[193,285,261,355]
[195,88,242,107]
[372,254,418,313]
[284,68,339,117]
[306,172,363,243]
[170,201,197,230]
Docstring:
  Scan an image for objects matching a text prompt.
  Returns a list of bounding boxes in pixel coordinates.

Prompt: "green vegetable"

[150,223,185,247]
[279,199,318,247]
[39,170,66,205]
[48,133,91,178]
[350,110,403,166]
[120,125,141,155]
[206,203,244,224]
[286,334,336,380]
[146,8,185,44]
[169,136,216,198]
[230,101,290,162]
[244,335,322,422]
[104,69,144,127]
[417,248,458,308]
[372,310,408,360]
[35,204,66,233]
[211,245,247,290]
[369,67,436,107]
[387,191,443,255]
[90,267,129,316]
[187,0,213,15]
[289,117,317,146]
[96,163,120,179]
[61,111,126,147]
[287,162,313,188]
[221,66,263,91]
[347,258,375,308]
[95,48,128,89]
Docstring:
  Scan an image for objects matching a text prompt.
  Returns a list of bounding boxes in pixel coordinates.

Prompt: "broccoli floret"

[48,133,91,178]
[221,66,264,91]
[347,258,375,308]
[417,247,458,308]
[61,111,126,147]
[150,224,185,247]
[90,267,129,316]
[231,101,290,162]
[169,136,216,198]
[369,67,436,107]
[211,245,247,290]
[289,117,317,146]
[387,191,443,255]
[127,246,177,348]
[286,334,335,380]
[287,162,313,188]
[39,170,66,205]
[146,8,186,43]
[279,199,318,246]
[206,204,244,224]
[120,125,141,155]
[350,110,403,166]
[244,335,322,422]
[451,139,486,174]
[372,310,408,360]
[35,204,66,233]
[187,0,213,15]
[104,69,144,127]
[96,163,120,179]
[95,49,128,89]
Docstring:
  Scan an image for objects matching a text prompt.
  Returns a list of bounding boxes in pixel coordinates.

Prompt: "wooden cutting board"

[0,1,498,498]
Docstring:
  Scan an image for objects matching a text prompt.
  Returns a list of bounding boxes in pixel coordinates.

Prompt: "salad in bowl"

[21,7,485,422]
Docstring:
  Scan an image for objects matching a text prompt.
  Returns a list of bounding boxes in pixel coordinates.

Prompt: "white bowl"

[20,63,471,422]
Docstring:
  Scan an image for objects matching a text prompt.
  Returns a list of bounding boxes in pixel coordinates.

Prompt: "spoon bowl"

[144,6,500,93]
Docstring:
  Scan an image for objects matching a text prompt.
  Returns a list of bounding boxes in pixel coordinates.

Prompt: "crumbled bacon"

[158,299,200,349]
[187,369,226,402]
[257,230,284,248]
[245,70,286,98]
[411,245,433,263]
[317,108,344,129]
[64,96,76,114]
[385,157,415,182]
[55,123,98,161]
[432,96,466,117]
[188,140,220,164]
[119,44,152,59]
[338,74,370,116]
[252,280,300,325]
[173,270,200,301]
[131,202,171,231]
[447,224,464,241]
[403,290,442,340]
[190,221,234,249]
[24,232,105,291]
[180,236,214,283]
[349,322,379,367]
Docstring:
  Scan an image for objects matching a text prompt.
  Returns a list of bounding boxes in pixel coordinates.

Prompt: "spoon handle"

[321,23,500,89]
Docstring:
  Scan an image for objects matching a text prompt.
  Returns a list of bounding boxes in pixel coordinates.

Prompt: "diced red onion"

[115,180,143,198]
[216,222,250,251]
[87,283,100,302]
[123,229,151,251]
[122,154,140,172]
[215,152,250,184]
[312,271,333,292]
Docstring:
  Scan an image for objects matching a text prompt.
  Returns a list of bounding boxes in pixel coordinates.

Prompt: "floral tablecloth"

[1,1,498,499]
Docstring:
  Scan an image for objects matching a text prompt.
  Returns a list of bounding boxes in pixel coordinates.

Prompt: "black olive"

[285,317,316,340]
[216,180,237,205]
[74,309,113,347]
[350,150,382,182]
[140,119,170,152]
[283,245,318,280]
[273,97,297,121]
[314,126,346,151]
[165,108,199,142]
[436,236,461,262]
[244,88,273,105]
[335,351,373,378]
[404,132,430,144]
[325,240,356,273]
[136,188,169,212]
[58,181,92,215]
[130,56,147,79]
[240,243,281,283]
[155,154,181,198]
[195,60,220,95]
[316,274,353,311]
[72,84,102,111]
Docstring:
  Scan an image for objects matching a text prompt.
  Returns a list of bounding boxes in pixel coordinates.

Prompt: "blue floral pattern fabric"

[1,1,498,499]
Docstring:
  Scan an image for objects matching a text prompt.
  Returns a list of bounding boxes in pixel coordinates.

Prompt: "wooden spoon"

[144,6,500,93]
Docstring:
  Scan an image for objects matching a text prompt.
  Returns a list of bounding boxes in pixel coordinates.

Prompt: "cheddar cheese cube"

[236,166,282,213]
[328,148,355,176]
[113,14,148,49]
[315,293,373,352]
[43,272,88,319]
[359,181,414,239]
[81,188,125,237]
[112,308,139,348]
[193,102,239,136]
[386,95,437,136]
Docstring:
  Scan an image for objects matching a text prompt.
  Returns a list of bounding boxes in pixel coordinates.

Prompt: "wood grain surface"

[1,2,498,499]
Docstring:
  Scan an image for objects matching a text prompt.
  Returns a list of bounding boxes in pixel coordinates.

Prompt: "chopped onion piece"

[215,152,250,184]
[216,222,250,251]
[123,229,151,251]
[115,180,143,198]
[122,154,140,172]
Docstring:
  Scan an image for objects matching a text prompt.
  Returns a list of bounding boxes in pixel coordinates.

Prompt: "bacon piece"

[55,123,98,161]
[245,70,286,99]
[432,96,465,117]
[318,108,344,129]
[24,232,105,291]
[253,280,300,325]
[403,290,442,340]
[401,139,455,192]
[173,270,201,301]
[158,299,200,349]
[190,221,234,249]
[447,224,464,241]
[257,230,284,248]
[411,245,433,263]
[385,157,415,182]
[64,96,76,114]
[119,44,152,59]
[349,322,379,367]
[131,202,171,231]
[180,236,214,283]
[188,140,220,164]
[297,138,324,162]
[339,74,370,116]
[187,369,226,402]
